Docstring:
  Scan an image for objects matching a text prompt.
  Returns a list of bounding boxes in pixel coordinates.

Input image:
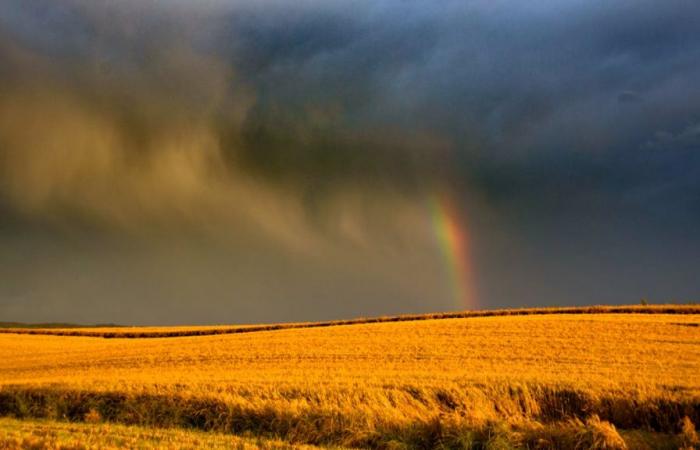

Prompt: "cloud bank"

[1,0,698,324]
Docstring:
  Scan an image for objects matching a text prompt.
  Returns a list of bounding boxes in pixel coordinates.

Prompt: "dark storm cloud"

[2,0,700,200]
[1,0,699,323]
[216,0,700,215]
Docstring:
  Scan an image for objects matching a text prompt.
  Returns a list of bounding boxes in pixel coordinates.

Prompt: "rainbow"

[428,192,477,310]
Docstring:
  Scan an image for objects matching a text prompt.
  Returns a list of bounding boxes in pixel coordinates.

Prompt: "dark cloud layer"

[1,0,699,324]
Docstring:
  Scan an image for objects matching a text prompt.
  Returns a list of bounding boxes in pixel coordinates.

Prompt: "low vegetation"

[1,304,697,338]
[0,417,320,449]
[0,307,698,448]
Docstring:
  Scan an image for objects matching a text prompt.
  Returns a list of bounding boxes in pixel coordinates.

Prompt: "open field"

[1,307,699,448]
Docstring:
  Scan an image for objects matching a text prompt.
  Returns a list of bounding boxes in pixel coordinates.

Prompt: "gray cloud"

[1,0,699,323]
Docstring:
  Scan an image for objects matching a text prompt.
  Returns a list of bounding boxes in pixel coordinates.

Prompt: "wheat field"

[1,307,699,448]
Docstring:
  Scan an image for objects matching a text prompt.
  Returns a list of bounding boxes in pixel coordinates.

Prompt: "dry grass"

[678,416,699,449]
[0,309,698,448]
[0,416,321,449]
[1,304,697,338]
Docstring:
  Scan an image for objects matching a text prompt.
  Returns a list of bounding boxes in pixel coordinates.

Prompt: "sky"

[1,0,699,325]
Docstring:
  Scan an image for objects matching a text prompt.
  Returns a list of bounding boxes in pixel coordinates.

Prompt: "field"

[1,306,699,449]
[0,417,319,449]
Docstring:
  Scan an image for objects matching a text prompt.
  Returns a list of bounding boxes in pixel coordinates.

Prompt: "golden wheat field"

[1,307,699,449]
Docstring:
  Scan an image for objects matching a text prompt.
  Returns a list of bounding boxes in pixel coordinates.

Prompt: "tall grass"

[0,417,315,450]
[0,384,697,448]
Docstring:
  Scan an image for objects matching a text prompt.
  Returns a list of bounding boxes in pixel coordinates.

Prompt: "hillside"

[1,304,697,338]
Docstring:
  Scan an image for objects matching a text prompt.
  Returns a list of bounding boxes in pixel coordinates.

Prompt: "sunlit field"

[0,417,321,450]
[1,306,699,449]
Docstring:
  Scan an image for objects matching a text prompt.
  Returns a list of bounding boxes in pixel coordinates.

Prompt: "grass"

[0,415,691,450]
[1,304,697,338]
[0,306,699,448]
[0,417,321,449]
